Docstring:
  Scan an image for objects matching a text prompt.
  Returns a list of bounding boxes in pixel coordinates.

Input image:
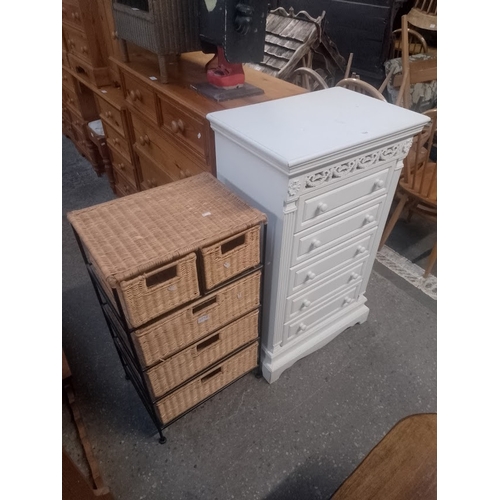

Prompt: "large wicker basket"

[144,309,259,399]
[154,341,258,425]
[132,270,261,368]
[67,173,267,327]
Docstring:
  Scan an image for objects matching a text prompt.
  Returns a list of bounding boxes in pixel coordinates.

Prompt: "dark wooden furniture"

[331,413,437,499]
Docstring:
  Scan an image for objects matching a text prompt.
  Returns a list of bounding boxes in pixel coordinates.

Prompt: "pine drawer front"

[132,271,261,368]
[114,170,137,197]
[145,310,259,399]
[137,152,179,190]
[63,86,80,115]
[296,168,390,232]
[154,341,258,425]
[286,260,366,321]
[103,122,131,162]
[109,147,137,188]
[62,2,83,30]
[132,115,207,180]
[283,284,361,345]
[289,230,377,296]
[63,24,91,65]
[201,226,262,290]
[98,98,126,136]
[292,198,385,265]
[123,72,158,124]
[68,108,86,136]
[62,67,75,92]
[159,95,208,162]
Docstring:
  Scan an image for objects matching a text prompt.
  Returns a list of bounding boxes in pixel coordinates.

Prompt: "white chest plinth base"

[207,88,428,383]
[261,301,369,383]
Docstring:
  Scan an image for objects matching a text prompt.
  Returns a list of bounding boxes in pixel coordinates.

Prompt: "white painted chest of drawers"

[207,87,428,383]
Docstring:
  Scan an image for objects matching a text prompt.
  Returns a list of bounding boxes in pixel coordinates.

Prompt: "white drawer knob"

[298,323,307,332]
[357,245,366,254]
[311,239,321,249]
[364,215,375,224]
[302,299,311,309]
[317,202,328,213]
[306,271,316,281]
[350,272,360,280]
[374,179,384,189]
[343,297,354,306]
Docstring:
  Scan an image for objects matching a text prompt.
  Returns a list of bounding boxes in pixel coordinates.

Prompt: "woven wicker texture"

[154,342,258,425]
[67,173,266,286]
[145,309,259,399]
[132,271,261,368]
[201,225,261,290]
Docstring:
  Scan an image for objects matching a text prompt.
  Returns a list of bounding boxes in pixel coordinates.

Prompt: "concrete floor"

[62,135,437,500]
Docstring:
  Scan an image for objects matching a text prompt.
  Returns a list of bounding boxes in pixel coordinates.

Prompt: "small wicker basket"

[201,225,261,290]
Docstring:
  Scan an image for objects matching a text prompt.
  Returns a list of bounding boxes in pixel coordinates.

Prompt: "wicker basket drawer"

[132,270,261,367]
[90,250,200,327]
[154,341,258,425]
[145,309,259,398]
[201,225,261,290]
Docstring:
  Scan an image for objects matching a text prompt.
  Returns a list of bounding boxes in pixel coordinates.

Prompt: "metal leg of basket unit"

[158,431,167,444]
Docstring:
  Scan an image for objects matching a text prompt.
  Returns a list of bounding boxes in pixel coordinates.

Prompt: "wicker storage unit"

[69,172,267,443]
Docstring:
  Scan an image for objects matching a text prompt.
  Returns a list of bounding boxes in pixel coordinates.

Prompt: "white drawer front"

[296,168,390,232]
[292,198,385,265]
[289,229,377,295]
[286,260,366,321]
[283,284,361,345]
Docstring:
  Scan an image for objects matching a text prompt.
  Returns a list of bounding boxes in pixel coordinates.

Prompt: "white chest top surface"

[207,87,429,171]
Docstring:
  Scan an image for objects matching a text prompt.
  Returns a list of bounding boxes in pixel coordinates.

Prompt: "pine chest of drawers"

[207,87,429,383]
[68,173,266,441]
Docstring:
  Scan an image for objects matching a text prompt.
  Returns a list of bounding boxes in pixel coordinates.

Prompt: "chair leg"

[378,193,408,250]
[423,242,437,278]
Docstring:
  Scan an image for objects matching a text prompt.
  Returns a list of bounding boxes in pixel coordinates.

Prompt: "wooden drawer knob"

[113,138,119,145]
[112,31,118,40]
[63,75,67,81]
[179,170,186,179]
[81,46,88,54]
[118,163,125,170]
[130,90,142,102]
[105,111,112,118]
[139,135,150,146]
[171,119,185,134]
[317,202,328,213]
[147,179,158,188]
[68,98,74,104]
[306,271,316,281]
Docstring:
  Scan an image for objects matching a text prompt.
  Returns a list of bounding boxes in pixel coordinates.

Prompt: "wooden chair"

[395,15,437,109]
[290,67,329,91]
[407,0,437,31]
[335,78,387,101]
[390,28,428,59]
[378,108,437,278]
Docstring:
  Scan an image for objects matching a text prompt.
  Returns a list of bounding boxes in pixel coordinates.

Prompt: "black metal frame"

[70,222,267,444]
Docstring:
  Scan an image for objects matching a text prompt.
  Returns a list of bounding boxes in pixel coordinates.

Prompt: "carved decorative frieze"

[287,140,410,199]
